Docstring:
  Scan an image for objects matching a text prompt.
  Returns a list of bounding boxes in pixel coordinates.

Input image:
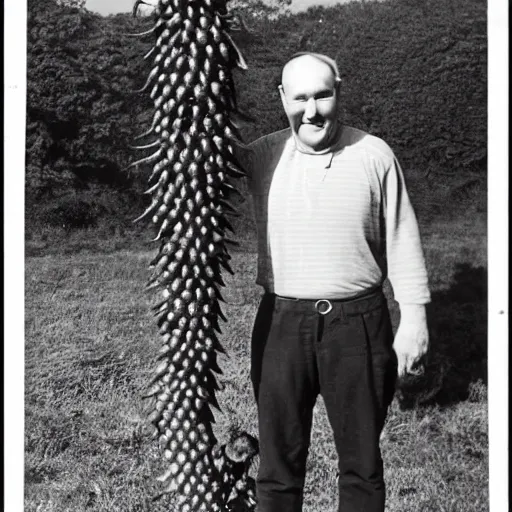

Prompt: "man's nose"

[304,97,317,119]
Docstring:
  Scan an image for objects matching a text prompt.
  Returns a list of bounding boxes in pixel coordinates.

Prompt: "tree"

[26,0,150,199]
[25,0,486,229]
[56,0,86,7]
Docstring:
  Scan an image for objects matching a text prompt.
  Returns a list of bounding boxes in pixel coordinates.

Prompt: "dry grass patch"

[25,215,487,511]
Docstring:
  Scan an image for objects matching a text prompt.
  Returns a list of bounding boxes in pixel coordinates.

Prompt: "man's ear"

[278,84,287,110]
[334,77,342,94]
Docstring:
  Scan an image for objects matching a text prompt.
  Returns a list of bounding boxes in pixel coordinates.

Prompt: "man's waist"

[263,277,385,301]
[266,286,385,316]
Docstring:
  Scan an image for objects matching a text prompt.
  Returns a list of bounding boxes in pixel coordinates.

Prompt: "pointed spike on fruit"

[151,253,170,273]
[157,344,171,359]
[209,355,223,375]
[146,110,163,133]
[143,182,159,195]
[129,140,160,150]
[151,297,168,312]
[145,273,167,291]
[198,403,216,424]
[132,198,159,223]
[141,382,162,399]
[226,160,247,178]
[125,149,163,172]
[156,313,168,328]
[133,124,156,140]
[148,165,168,186]
[220,259,235,275]
[132,0,152,17]
[221,216,235,234]
[212,316,223,334]
[226,121,243,141]
[204,372,221,394]
[127,17,167,36]
[152,218,169,242]
[224,127,244,146]
[224,31,249,70]
[231,13,253,34]
[135,110,162,140]
[125,26,157,37]
[211,333,227,354]
[132,66,159,94]
[161,479,180,494]
[143,46,156,60]
[211,285,226,303]
[156,467,175,484]
[197,386,210,400]
[220,199,239,215]
[148,359,170,385]
[227,119,243,138]
[151,492,165,503]
[214,273,226,287]
[152,303,169,318]
[147,409,162,425]
[217,305,228,322]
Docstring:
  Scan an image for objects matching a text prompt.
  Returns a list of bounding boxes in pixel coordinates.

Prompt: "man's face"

[279,56,340,152]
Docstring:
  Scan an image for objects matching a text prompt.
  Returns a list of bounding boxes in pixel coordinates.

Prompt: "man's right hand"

[393,304,429,376]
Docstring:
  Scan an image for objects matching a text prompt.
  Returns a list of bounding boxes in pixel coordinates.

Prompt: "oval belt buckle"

[315,299,333,315]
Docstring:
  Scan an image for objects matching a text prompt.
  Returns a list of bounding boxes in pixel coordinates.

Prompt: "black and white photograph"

[4,0,508,510]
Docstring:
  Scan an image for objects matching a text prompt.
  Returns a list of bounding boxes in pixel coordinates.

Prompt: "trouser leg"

[317,296,397,512]
[250,295,319,512]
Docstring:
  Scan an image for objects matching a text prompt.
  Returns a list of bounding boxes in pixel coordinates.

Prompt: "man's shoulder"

[248,128,292,154]
[339,126,395,163]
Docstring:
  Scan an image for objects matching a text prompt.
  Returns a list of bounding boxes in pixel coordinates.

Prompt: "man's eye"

[293,96,307,102]
[316,91,334,100]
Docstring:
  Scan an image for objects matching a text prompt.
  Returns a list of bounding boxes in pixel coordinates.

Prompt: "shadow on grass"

[397,263,487,409]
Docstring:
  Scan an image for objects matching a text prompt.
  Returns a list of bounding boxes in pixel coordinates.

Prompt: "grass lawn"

[24,213,487,511]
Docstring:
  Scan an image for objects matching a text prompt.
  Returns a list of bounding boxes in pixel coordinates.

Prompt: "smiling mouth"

[303,121,325,128]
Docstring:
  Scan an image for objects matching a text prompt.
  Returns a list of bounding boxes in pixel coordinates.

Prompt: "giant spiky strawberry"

[129,0,258,510]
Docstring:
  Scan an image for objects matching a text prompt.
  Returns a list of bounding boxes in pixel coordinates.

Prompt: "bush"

[41,197,104,229]
[26,0,486,236]
[31,184,145,231]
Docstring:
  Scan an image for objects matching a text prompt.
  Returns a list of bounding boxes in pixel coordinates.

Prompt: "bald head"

[281,53,340,93]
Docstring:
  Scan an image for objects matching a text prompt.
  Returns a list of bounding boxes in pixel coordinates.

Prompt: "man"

[237,52,430,512]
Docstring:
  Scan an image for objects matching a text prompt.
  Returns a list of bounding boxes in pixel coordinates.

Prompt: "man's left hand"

[393,304,429,377]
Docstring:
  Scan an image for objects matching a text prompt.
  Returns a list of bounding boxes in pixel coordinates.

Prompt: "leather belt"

[273,287,383,316]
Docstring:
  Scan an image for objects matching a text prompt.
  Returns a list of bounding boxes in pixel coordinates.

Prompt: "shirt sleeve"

[383,157,431,305]
[230,140,256,181]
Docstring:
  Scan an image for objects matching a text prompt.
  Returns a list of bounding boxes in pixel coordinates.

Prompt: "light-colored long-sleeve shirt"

[239,125,431,305]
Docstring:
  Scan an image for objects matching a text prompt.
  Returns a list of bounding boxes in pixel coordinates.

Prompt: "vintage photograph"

[6,0,502,509]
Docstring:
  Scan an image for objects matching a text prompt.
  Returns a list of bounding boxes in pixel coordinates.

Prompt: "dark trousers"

[251,290,397,512]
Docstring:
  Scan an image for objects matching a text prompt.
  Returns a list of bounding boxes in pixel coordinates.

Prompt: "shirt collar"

[289,124,344,168]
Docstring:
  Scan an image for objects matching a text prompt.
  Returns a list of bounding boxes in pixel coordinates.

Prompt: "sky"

[86,0,153,15]
[85,0,357,15]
